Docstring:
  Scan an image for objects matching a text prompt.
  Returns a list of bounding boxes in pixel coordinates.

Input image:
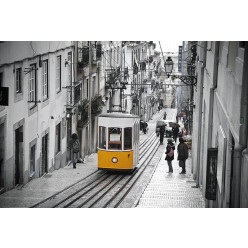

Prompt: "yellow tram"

[98,112,140,171]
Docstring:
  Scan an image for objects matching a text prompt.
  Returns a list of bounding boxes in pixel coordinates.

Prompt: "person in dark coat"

[163,112,167,120]
[70,133,80,169]
[172,124,179,143]
[143,122,148,134]
[165,139,175,173]
[159,126,165,144]
[177,137,189,174]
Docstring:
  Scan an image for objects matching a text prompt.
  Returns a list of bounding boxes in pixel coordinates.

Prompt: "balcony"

[78,46,89,68]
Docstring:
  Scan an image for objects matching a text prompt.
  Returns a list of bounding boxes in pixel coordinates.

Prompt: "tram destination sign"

[0,87,9,106]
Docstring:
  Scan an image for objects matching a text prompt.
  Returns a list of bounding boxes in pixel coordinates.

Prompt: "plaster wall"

[0,42,73,190]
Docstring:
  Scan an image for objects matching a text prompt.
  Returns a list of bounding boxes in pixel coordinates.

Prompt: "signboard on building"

[0,87,9,106]
[178,46,182,72]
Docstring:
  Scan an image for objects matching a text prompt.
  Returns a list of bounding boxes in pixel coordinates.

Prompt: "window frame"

[99,126,106,149]
[29,63,37,109]
[124,127,132,150]
[42,60,49,100]
[108,127,122,150]
[15,68,22,93]
[56,55,61,93]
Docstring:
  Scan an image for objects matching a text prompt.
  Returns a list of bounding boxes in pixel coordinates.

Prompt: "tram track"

[60,129,159,208]
[31,111,165,208]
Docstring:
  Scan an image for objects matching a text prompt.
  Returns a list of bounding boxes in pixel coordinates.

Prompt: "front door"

[15,126,23,186]
[41,133,48,176]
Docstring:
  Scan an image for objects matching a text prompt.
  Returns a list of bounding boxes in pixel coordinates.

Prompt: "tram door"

[15,126,23,186]
[41,133,48,176]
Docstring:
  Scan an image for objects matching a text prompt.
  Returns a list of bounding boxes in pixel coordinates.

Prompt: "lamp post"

[164,57,197,86]
[165,56,196,135]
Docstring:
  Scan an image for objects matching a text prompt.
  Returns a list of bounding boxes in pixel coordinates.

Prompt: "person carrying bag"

[165,139,175,173]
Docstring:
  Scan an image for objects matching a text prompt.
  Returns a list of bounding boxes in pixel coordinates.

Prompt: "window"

[110,49,112,67]
[117,46,119,65]
[15,68,22,93]
[86,78,89,99]
[92,76,96,96]
[108,127,122,150]
[29,64,36,108]
[99,126,106,149]
[228,42,239,72]
[55,123,61,154]
[56,56,61,92]
[113,48,116,67]
[68,52,72,85]
[124,127,132,150]
[42,60,48,100]
[30,144,36,177]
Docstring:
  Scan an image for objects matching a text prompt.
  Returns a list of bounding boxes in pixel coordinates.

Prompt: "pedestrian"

[165,139,175,173]
[172,124,179,143]
[70,133,80,169]
[143,122,147,134]
[163,112,167,120]
[177,137,189,174]
[159,125,165,144]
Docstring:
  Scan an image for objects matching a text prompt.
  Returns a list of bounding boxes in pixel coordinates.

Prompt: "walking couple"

[165,137,189,174]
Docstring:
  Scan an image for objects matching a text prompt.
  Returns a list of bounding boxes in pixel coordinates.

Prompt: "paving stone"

[136,140,205,208]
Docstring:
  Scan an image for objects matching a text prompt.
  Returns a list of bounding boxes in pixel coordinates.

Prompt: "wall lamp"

[165,57,197,86]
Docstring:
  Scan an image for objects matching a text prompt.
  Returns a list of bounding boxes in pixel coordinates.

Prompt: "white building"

[192,41,248,207]
[0,41,76,192]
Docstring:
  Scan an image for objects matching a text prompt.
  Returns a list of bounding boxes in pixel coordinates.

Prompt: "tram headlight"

[112,157,118,163]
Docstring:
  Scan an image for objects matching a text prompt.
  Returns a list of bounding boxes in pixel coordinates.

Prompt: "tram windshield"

[108,127,122,150]
[99,126,106,149]
[124,127,132,150]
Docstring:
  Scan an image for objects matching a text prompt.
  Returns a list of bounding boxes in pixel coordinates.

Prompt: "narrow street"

[0,108,204,208]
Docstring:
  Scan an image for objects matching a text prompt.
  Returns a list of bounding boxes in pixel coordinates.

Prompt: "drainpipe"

[88,42,92,154]
[195,41,207,187]
[232,42,248,207]
[206,42,219,208]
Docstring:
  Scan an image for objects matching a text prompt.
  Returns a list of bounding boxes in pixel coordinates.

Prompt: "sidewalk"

[0,110,165,208]
[136,144,205,208]
[0,153,98,208]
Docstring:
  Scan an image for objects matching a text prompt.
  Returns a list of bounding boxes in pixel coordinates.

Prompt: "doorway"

[41,133,48,176]
[66,117,72,163]
[15,126,24,186]
[0,123,4,190]
[229,134,235,207]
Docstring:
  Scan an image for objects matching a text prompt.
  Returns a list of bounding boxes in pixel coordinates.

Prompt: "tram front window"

[99,126,106,149]
[124,127,132,150]
[108,127,122,150]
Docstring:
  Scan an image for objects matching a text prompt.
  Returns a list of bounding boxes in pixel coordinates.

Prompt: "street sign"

[0,87,9,106]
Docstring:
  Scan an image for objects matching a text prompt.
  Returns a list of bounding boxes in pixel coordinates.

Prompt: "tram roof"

[98,112,139,119]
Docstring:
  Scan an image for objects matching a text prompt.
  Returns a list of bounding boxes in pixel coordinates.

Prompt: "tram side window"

[108,127,122,150]
[124,127,132,150]
[99,126,106,149]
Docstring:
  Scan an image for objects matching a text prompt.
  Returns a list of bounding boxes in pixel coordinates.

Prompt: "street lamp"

[164,57,197,86]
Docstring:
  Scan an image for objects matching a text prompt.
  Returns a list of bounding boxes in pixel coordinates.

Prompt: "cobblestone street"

[136,146,205,208]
